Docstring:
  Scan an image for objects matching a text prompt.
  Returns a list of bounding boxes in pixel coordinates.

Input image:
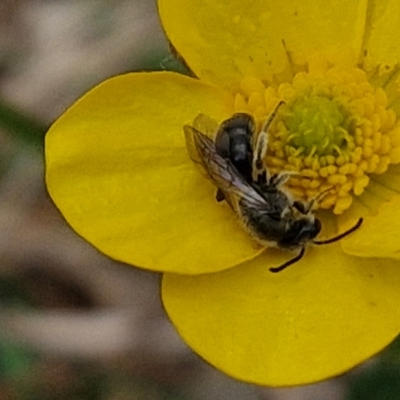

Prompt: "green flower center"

[284,96,351,157]
[234,65,400,214]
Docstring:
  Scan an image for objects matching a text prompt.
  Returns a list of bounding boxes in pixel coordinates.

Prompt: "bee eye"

[314,218,322,235]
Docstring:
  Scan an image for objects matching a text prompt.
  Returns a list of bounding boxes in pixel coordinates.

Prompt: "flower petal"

[46,71,266,274]
[361,0,400,70]
[158,0,368,90]
[340,193,400,260]
[162,245,400,386]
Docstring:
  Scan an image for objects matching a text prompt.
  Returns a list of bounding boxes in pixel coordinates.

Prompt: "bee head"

[279,217,322,249]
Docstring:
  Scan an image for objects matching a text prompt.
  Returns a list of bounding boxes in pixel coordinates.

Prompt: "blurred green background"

[0,1,399,399]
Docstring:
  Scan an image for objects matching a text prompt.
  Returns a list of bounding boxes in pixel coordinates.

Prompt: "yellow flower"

[45,0,400,387]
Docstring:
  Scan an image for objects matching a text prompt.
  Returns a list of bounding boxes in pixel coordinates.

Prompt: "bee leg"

[269,171,292,187]
[256,170,268,185]
[300,186,334,214]
[252,130,269,182]
[293,200,307,214]
[269,247,305,273]
[252,100,286,183]
[215,188,225,202]
[260,100,286,135]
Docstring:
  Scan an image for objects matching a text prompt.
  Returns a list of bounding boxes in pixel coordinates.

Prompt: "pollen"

[235,67,400,214]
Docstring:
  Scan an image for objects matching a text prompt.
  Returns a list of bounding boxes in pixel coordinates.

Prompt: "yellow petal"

[162,245,400,386]
[361,0,400,70]
[340,194,400,260]
[158,0,368,90]
[46,71,265,274]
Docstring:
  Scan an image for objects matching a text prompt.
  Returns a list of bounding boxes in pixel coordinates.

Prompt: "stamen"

[235,67,400,214]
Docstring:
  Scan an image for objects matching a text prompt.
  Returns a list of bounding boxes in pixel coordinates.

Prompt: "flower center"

[234,66,400,214]
[285,96,350,157]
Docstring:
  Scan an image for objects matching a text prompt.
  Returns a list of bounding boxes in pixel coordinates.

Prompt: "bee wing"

[192,113,219,138]
[184,125,267,208]
[184,124,203,166]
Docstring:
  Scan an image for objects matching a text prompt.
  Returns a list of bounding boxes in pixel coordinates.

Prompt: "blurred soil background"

[0,1,399,399]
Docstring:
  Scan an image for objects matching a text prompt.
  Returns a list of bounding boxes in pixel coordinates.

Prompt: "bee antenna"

[269,247,305,273]
[313,218,363,245]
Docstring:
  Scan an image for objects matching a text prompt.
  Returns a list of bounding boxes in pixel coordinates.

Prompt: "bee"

[214,113,255,198]
[190,112,255,202]
[184,106,363,272]
[196,104,283,202]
